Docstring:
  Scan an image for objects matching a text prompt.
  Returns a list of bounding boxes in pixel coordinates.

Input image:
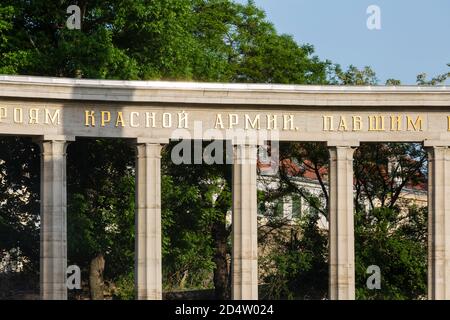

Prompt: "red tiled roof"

[258,158,426,191]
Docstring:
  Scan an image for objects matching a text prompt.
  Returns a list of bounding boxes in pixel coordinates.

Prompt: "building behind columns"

[257,157,428,228]
[0,76,449,300]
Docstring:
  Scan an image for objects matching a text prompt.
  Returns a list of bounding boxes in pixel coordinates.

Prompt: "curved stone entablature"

[2,75,450,301]
[0,75,449,144]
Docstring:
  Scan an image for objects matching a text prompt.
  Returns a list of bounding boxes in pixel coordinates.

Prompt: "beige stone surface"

[1,76,450,300]
[135,142,164,300]
[36,137,72,300]
[232,144,258,300]
[426,145,450,300]
[328,145,357,300]
[0,76,449,143]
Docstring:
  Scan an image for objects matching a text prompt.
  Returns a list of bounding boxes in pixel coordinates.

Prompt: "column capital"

[231,141,258,147]
[328,140,356,300]
[427,142,450,299]
[34,136,74,156]
[424,140,450,148]
[230,134,264,146]
[328,144,357,162]
[426,145,450,165]
[326,140,360,148]
[134,137,169,145]
[233,143,257,165]
[39,136,69,300]
[33,135,76,143]
[232,143,258,300]
[135,140,166,160]
[135,138,163,300]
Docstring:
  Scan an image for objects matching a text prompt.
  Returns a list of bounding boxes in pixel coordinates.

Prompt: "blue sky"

[235,0,450,84]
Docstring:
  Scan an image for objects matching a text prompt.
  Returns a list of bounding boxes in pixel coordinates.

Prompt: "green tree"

[386,79,401,86]
[0,0,433,301]
[355,206,427,299]
[0,137,40,273]
[417,64,450,85]
[330,64,378,85]
[162,142,232,298]
[262,66,429,299]
[0,0,331,299]
[66,139,135,299]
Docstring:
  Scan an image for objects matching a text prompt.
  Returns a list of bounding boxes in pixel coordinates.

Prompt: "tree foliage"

[0,0,437,300]
[416,64,450,85]
[0,0,331,298]
[355,206,427,300]
[261,65,429,299]
[0,137,40,273]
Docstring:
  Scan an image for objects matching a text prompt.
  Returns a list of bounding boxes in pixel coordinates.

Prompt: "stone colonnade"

[37,136,450,300]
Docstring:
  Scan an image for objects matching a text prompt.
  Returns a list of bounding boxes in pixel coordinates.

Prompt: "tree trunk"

[212,219,230,300]
[89,254,105,300]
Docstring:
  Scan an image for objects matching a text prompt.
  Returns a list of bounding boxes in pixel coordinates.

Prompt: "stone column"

[134,138,167,300]
[232,144,258,300]
[328,143,358,300]
[37,135,73,300]
[425,142,450,300]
